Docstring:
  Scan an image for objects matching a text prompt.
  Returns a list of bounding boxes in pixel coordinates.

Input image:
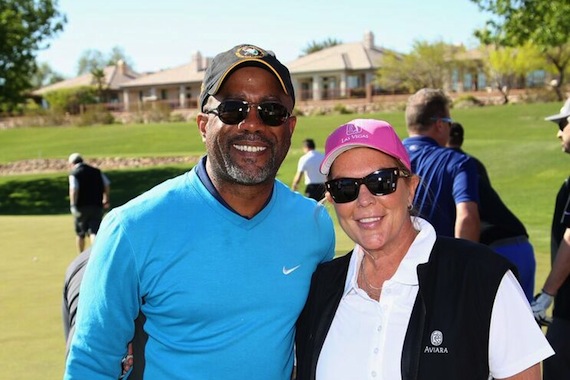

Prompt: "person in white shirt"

[291,138,326,201]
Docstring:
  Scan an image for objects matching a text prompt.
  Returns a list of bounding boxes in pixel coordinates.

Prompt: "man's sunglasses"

[325,167,411,204]
[430,117,453,125]
[558,118,569,132]
[205,100,290,127]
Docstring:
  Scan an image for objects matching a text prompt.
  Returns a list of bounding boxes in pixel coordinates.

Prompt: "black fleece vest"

[295,237,515,380]
[70,163,104,207]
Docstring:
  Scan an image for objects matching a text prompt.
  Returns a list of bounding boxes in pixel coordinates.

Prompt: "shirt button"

[377,325,382,332]
[385,288,391,295]
[374,348,379,354]
[371,371,377,377]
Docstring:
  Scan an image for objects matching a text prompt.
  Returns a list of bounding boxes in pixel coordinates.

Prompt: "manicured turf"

[0,101,565,377]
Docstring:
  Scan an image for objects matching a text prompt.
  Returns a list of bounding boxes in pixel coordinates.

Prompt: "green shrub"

[43,86,98,115]
[452,94,484,109]
[333,103,353,115]
[133,102,172,123]
[519,88,561,104]
[292,108,304,117]
[169,113,186,123]
[77,105,115,126]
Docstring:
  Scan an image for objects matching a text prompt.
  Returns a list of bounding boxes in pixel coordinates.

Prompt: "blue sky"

[37,0,490,78]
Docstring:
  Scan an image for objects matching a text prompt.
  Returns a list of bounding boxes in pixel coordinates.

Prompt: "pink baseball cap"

[320,119,411,175]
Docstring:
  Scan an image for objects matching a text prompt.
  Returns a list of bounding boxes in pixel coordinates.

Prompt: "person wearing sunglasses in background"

[64,44,335,379]
[447,122,536,303]
[295,119,553,380]
[402,88,480,241]
[532,98,570,380]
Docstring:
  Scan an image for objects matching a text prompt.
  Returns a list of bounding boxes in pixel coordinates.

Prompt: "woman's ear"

[408,174,420,205]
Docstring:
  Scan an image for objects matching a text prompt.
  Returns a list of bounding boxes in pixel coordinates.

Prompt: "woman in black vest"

[295,119,552,380]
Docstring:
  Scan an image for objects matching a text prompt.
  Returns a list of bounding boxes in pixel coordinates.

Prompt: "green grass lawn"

[0,101,566,378]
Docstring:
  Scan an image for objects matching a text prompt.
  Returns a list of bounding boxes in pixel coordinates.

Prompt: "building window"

[526,70,546,88]
[347,75,362,88]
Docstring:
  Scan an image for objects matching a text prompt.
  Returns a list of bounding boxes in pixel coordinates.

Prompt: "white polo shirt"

[316,217,553,380]
[297,150,326,185]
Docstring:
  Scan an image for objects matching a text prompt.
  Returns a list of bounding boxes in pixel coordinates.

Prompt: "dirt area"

[0,155,201,175]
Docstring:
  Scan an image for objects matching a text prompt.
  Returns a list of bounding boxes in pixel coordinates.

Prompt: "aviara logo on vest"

[424,330,449,354]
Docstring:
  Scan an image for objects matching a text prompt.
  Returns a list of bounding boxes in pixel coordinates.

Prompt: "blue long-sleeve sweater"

[65,166,335,379]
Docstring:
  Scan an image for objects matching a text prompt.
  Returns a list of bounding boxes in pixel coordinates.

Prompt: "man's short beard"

[223,156,278,185]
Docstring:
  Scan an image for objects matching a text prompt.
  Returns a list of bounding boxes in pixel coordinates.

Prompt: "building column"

[123,90,130,112]
[312,75,321,101]
[179,85,186,108]
[340,73,347,98]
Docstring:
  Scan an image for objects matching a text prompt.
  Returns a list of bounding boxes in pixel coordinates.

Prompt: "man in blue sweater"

[64,44,335,379]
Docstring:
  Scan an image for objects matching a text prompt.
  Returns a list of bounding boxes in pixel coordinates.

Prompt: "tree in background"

[301,38,342,56]
[31,62,65,89]
[76,46,134,76]
[0,0,66,112]
[90,67,106,102]
[376,40,459,93]
[471,0,570,100]
[481,43,544,104]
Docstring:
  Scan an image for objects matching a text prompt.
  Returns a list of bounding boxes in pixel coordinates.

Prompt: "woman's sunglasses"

[206,100,290,127]
[325,167,410,204]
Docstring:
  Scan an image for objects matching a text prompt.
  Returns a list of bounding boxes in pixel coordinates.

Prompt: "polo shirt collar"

[343,217,436,296]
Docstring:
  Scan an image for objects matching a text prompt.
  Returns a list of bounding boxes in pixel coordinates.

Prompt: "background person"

[62,248,90,353]
[62,248,134,379]
[295,118,553,380]
[68,153,110,253]
[402,88,480,241]
[291,138,326,201]
[447,122,536,302]
[64,44,335,379]
[532,101,570,380]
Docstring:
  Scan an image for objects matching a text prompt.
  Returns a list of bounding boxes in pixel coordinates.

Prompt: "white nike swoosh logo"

[282,265,301,275]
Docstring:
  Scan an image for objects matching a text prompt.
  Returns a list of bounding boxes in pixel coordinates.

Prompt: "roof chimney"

[192,51,203,71]
[117,59,126,75]
[363,31,375,49]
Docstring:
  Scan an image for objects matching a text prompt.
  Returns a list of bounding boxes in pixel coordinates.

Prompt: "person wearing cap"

[402,88,480,241]
[68,153,111,253]
[291,138,327,201]
[64,44,335,379]
[295,119,552,380]
[531,100,570,380]
[447,122,536,302]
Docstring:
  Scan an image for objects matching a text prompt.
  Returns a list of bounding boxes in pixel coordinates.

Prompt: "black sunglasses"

[558,118,569,132]
[206,100,290,127]
[325,167,411,204]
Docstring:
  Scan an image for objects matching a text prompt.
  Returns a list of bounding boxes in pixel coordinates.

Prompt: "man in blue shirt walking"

[402,88,480,241]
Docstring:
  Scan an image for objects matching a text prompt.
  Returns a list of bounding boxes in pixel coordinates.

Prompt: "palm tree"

[90,68,106,103]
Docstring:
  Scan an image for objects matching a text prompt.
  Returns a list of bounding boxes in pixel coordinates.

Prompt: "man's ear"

[196,114,208,142]
[325,191,334,204]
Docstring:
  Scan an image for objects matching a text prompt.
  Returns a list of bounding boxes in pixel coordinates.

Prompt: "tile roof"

[119,60,207,88]
[33,62,140,95]
[286,41,395,74]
